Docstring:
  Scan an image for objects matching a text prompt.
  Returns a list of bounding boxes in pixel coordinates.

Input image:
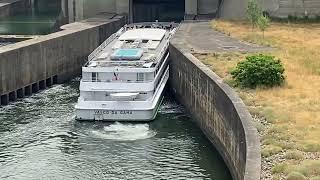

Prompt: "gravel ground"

[252,114,274,180]
[252,110,320,180]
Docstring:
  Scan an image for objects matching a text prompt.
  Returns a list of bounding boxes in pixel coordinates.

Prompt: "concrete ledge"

[0,35,37,43]
[169,40,261,180]
[0,15,125,100]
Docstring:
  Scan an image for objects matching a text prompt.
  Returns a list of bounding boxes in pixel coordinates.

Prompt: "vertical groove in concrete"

[8,91,17,101]
[32,83,39,93]
[52,75,58,84]
[17,88,24,98]
[46,77,52,87]
[1,94,9,105]
[39,80,46,90]
[24,86,32,96]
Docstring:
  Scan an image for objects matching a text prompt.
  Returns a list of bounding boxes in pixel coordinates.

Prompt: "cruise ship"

[75,22,177,121]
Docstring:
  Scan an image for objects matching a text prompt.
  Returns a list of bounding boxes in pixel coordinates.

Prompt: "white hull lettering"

[94,110,133,115]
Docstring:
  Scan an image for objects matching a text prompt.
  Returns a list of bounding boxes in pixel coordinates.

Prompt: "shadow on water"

[0,79,232,179]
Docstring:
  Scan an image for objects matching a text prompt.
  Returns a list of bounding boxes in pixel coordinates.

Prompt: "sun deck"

[86,25,175,68]
[87,28,170,68]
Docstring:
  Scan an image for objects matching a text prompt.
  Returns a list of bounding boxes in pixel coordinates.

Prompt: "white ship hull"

[75,67,169,121]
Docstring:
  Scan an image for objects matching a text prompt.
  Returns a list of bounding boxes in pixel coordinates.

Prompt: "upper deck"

[85,22,178,69]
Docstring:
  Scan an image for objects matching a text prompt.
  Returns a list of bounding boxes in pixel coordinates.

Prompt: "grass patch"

[285,150,304,160]
[272,163,289,174]
[302,142,320,152]
[207,20,320,148]
[295,160,320,177]
[272,160,320,178]
[286,172,306,180]
[262,145,283,157]
[243,33,277,47]
[262,125,296,150]
[273,175,281,180]
[199,20,320,178]
[254,121,264,133]
[262,107,276,123]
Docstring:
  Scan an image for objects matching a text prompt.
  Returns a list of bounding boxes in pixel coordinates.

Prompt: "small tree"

[257,14,270,38]
[247,0,262,30]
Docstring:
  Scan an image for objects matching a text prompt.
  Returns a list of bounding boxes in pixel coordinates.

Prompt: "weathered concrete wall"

[116,0,130,15]
[169,40,261,179]
[185,0,198,15]
[83,0,116,18]
[198,0,220,15]
[0,15,125,105]
[0,0,30,18]
[219,0,320,19]
[261,0,320,18]
[219,0,248,19]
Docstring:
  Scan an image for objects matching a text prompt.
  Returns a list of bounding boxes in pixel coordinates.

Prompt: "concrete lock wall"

[219,0,248,19]
[169,42,261,180]
[261,0,320,18]
[219,0,320,19]
[0,15,125,105]
[83,0,116,18]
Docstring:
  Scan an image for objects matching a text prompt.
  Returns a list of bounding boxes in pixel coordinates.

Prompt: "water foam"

[159,102,184,114]
[92,122,156,141]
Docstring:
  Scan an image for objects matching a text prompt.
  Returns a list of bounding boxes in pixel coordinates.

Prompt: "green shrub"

[231,54,285,88]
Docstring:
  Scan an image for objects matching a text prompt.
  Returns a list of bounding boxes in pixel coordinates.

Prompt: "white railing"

[82,79,153,83]
[155,26,179,62]
[88,33,116,61]
[87,27,127,61]
[85,60,147,67]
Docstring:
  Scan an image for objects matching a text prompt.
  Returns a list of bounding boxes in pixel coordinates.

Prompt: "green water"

[0,80,232,179]
[0,14,57,35]
[0,1,61,35]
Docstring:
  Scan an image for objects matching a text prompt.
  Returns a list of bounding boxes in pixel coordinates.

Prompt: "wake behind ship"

[75,22,178,121]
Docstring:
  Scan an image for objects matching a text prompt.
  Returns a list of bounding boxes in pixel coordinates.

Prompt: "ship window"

[92,72,98,82]
[137,73,144,81]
